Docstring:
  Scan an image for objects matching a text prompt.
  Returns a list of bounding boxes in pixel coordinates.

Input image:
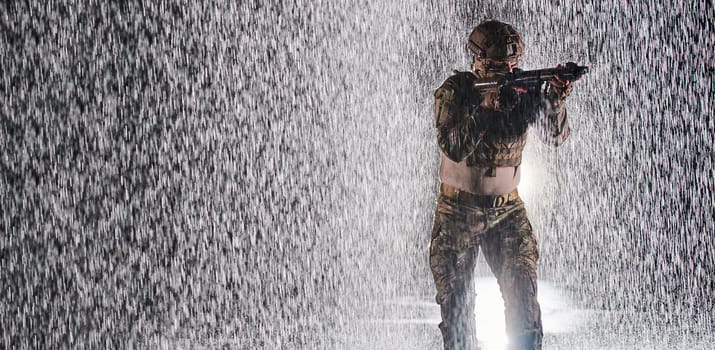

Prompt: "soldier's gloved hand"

[549,63,574,100]
[496,84,526,112]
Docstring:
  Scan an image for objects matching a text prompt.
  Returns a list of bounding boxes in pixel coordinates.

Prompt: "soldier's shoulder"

[435,70,476,95]
[440,70,477,86]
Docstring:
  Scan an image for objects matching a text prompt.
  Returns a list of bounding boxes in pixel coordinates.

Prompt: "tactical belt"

[440,183,519,208]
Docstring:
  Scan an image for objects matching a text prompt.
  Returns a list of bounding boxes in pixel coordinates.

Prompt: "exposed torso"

[439,156,521,195]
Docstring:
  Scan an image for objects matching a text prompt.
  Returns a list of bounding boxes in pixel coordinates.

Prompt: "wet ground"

[351,278,715,350]
[135,277,714,350]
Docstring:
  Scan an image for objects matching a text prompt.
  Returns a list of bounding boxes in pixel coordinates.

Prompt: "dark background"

[1,1,713,348]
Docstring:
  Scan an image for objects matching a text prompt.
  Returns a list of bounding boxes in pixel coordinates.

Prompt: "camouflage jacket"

[434,71,570,167]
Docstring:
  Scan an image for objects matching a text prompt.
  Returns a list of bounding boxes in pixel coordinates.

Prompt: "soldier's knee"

[434,278,458,305]
[515,237,538,270]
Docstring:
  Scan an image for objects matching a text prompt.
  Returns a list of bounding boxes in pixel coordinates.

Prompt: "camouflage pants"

[429,192,543,350]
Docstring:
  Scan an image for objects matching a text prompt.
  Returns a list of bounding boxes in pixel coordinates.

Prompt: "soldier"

[429,19,575,350]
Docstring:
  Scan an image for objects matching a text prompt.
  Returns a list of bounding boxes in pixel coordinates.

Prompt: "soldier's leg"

[481,203,542,350]
[429,198,481,350]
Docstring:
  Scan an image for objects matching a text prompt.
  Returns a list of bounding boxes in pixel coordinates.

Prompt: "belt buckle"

[492,195,506,207]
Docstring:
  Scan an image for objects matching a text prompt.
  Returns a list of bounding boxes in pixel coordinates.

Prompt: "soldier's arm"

[532,82,571,146]
[434,76,484,161]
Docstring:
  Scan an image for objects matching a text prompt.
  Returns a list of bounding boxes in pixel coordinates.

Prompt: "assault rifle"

[472,62,589,93]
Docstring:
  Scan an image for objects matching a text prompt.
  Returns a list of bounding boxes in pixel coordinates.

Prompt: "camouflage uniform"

[430,69,570,350]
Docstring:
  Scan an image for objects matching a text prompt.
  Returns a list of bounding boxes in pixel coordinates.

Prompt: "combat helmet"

[466,19,524,62]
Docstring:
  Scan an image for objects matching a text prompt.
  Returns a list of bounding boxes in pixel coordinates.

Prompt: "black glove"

[496,84,525,112]
[549,63,575,100]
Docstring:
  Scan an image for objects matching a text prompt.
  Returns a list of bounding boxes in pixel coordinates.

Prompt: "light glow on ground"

[375,277,579,350]
[476,277,579,349]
